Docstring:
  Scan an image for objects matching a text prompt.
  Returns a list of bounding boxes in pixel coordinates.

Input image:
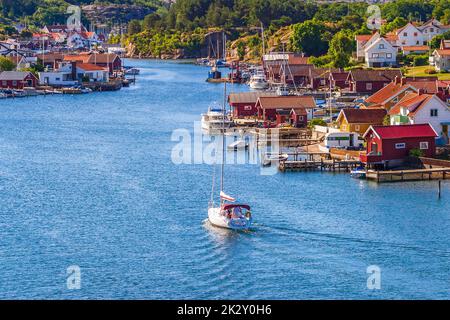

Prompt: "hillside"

[0,0,164,26]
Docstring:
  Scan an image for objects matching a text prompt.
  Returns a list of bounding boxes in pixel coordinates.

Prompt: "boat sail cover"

[220,191,236,202]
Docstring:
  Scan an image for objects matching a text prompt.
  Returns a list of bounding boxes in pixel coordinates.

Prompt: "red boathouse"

[361,124,438,168]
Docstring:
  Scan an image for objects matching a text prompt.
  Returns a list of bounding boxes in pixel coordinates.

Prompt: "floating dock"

[279,159,361,172]
[366,168,450,183]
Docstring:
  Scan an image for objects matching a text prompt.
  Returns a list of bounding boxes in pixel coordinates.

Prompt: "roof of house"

[288,54,309,65]
[384,33,399,41]
[355,34,373,42]
[349,69,402,82]
[365,82,416,105]
[405,80,439,94]
[330,71,349,81]
[365,37,396,52]
[63,53,119,64]
[36,53,64,63]
[228,92,277,104]
[434,49,450,57]
[77,63,107,71]
[364,124,438,139]
[257,96,316,110]
[63,54,91,63]
[0,71,35,81]
[388,92,435,116]
[338,108,387,124]
[402,45,429,51]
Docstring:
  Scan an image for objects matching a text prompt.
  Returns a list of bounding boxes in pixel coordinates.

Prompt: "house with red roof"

[363,77,418,110]
[38,61,109,86]
[0,71,38,89]
[256,96,316,127]
[347,69,402,94]
[404,77,450,103]
[228,92,277,118]
[361,124,438,168]
[388,92,450,144]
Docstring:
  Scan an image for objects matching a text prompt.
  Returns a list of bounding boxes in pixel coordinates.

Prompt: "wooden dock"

[279,159,361,172]
[366,167,450,183]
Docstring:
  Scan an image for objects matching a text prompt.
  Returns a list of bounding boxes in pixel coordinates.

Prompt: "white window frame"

[420,142,429,150]
[386,53,392,59]
[395,143,406,149]
[366,83,373,90]
[430,109,438,117]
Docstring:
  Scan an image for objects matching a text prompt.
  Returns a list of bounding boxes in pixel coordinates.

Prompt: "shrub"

[409,148,424,158]
[412,54,429,66]
[308,118,327,128]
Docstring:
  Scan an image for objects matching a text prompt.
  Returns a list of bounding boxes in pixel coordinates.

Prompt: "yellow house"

[337,108,387,135]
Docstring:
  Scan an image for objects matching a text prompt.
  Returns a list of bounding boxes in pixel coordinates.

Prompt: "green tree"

[328,30,354,68]
[0,56,15,71]
[429,30,450,49]
[381,17,407,35]
[128,20,142,36]
[290,20,329,57]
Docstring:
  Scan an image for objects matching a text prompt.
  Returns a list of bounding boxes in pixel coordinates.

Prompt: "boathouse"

[361,124,438,168]
[0,71,38,89]
[347,69,402,94]
[256,96,316,126]
[228,92,277,118]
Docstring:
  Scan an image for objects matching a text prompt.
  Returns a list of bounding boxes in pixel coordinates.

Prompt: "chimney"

[394,76,399,84]
[400,77,405,86]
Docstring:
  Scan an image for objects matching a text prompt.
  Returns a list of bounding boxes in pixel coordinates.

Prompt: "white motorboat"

[249,73,269,90]
[227,139,249,151]
[350,167,367,179]
[262,153,289,167]
[80,88,93,94]
[201,107,233,133]
[125,67,140,75]
[208,82,253,231]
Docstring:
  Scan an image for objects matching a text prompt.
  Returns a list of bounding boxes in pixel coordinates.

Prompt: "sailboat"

[208,83,253,230]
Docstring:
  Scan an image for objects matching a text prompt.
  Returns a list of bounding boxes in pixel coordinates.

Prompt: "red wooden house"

[0,71,38,89]
[347,69,402,94]
[361,124,438,168]
[256,96,316,127]
[228,92,277,118]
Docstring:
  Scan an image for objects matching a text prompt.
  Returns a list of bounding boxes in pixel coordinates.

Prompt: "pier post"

[438,180,441,199]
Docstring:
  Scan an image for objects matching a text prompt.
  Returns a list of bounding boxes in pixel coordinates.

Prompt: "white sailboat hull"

[208,207,252,230]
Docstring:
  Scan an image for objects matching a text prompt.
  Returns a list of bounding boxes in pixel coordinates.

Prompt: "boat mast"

[220,81,227,195]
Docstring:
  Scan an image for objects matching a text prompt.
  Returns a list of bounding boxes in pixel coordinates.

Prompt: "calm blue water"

[0,60,450,300]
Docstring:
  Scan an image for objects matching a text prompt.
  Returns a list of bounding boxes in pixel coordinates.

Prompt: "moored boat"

[249,74,269,90]
[350,167,367,179]
[201,107,233,133]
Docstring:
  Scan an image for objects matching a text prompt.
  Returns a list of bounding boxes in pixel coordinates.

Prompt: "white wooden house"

[364,37,397,67]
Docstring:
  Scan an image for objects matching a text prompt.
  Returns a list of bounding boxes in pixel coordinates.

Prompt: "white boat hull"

[249,82,269,90]
[208,207,252,230]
